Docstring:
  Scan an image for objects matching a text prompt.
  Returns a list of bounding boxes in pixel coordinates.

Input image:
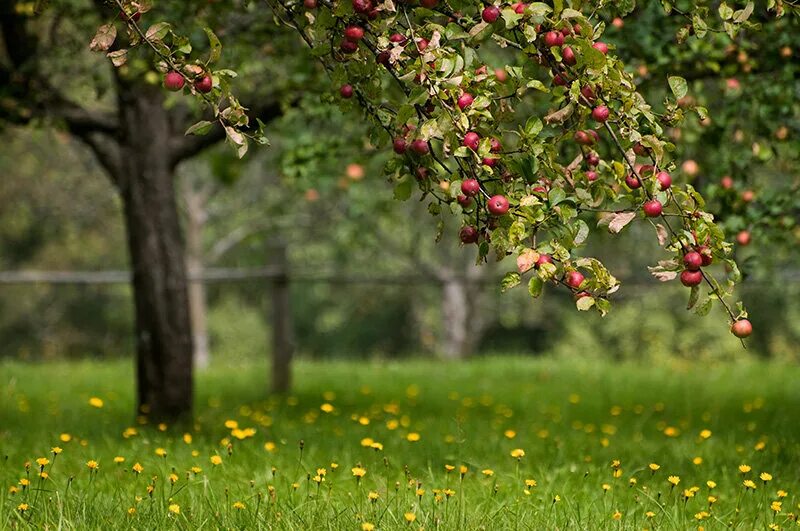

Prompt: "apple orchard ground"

[2,357,800,529]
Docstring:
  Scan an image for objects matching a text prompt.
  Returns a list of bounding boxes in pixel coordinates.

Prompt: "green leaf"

[668,76,688,99]
[501,272,521,292]
[548,187,566,206]
[687,285,700,309]
[576,296,595,311]
[394,176,413,201]
[185,120,214,136]
[204,28,222,63]
[524,117,543,137]
[733,2,754,23]
[718,2,733,19]
[145,21,171,41]
[528,276,543,298]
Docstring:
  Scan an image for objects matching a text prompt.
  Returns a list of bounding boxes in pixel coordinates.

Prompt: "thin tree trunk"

[183,180,211,370]
[118,85,193,419]
[441,276,470,360]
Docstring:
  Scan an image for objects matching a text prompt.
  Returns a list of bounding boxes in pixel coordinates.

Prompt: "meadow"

[2,356,800,529]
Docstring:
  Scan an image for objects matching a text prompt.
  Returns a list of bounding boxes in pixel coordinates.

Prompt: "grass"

[2,356,800,529]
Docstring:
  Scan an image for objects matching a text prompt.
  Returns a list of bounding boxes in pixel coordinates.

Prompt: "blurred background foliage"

[1,1,798,363]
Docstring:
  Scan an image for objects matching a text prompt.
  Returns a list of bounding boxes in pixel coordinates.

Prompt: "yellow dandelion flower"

[668,476,680,486]
[612,510,622,520]
[695,511,709,520]
[778,490,788,498]
[649,463,661,472]
[155,448,167,458]
[36,457,49,467]
[645,511,655,518]
[352,467,367,478]
[510,448,525,459]
[183,433,192,444]
[367,491,379,501]
[168,503,180,515]
[39,472,49,479]
[369,442,383,451]
[18,503,29,512]
[663,426,679,437]
[771,500,782,513]
[361,524,375,531]
[127,507,136,515]
[358,416,370,426]
[19,479,30,487]
[114,456,125,464]
[525,479,537,488]
[386,419,399,430]
[553,495,561,503]
[755,440,767,451]
[739,464,751,473]
[613,469,623,478]
[504,429,516,439]
[683,489,695,499]
[233,501,246,510]
[86,460,99,470]
[404,512,416,522]
[602,483,612,492]
[60,433,72,442]
[51,447,62,455]
[88,397,104,408]
[406,432,420,442]
[445,464,455,472]
[708,495,717,504]
[482,469,494,477]
[629,478,637,486]
[416,488,425,497]
[169,473,179,484]
[191,466,202,474]
[210,455,222,465]
[330,462,338,470]
[264,441,276,452]
[743,479,757,490]
[320,403,335,413]
[699,429,712,439]
[459,465,468,476]
[224,419,238,429]
[761,472,773,482]
[707,480,716,489]
[316,468,327,477]
[132,462,144,474]
[360,437,374,447]
[693,457,703,465]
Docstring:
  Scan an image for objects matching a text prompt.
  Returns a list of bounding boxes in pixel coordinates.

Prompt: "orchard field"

[3,356,800,530]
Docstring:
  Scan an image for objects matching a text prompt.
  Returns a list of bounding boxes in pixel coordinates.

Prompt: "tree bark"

[117,84,193,419]
[439,262,486,360]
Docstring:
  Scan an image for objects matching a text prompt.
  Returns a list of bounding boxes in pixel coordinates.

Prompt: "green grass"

[2,356,800,529]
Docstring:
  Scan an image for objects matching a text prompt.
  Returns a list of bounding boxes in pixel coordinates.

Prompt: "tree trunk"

[183,180,211,370]
[117,85,193,420]
[269,241,293,393]
[439,262,487,360]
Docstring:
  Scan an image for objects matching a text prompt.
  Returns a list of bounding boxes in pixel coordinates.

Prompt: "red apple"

[482,5,500,23]
[461,178,480,197]
[459,226,479,244]
[410,139,430,155]
[562,46,577,66]
[164,71,185,91]
[344,26,365,41]
[656,171,672,190]
[730,319,752,338]
[457,93,474,110]
[565,270,585,289]
[625,174,641,189]
[393,138,407,154]
[736,230,751,246]
[195,75,213,94]
[680,269,703,287]
[487,195,509,215]
[592,41,609,54]
[643,199,662,217]
[591,105,610,123]
[683,251,703,271]
[463,131,480,150]
[340,84,354,98]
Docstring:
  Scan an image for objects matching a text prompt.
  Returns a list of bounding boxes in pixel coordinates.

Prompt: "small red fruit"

[741,190,755,202]
[487,195,510,216]
[457,93,474,110]
[352,0,372,14]
[544,31,564,47]
[552,74,568,86]
[340,84,354,98]
[591,105,610,123]
[643,199,663,217]
[736,230,751,246]
[482,5,500,23]
[420,0,438,7]
[490,138,502,153]
[304,0,317,8]
[680,269,703,287]
[459,226,479,244]
[410,139,430,155]
[389,33,407,43]
[340,39,359,54]
[535,254,553,268]
[482,157,497,167]
[164,71,185,91]
[195,75,213,93]
[592,41,609,54]
[625,174,641,189]
[513,2,526,13]
[720,175,734,189]
[586,170,598,182]
[565,270,585,289]
[393,137,407,154]
[730,319,753,338]
[562,46,577,66]
[463,131,480,150]
[633,143,648,157]
[656,171,672,190]
[586,152,600,167]
[415,167,429,180]
[695,245,713,266]
[683,251,703,271]
[461,178,480,197]
[580,85,596,103]
[457,194,472,207]
[344,25,365,41]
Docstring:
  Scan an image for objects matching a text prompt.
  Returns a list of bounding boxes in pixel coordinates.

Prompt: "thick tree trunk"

[439,263,486,360]
[117,85,193,419]
[183,181,211,370]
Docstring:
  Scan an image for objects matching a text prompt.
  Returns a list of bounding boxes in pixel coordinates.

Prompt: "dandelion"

[191,466,202,474]
[612,510,622,520]
[361,524,375,531]
[39,472,49,479]
[406,432,420,442]
[224,419,238,429]
[36,457,49,468]
[504,429,516,439]
[649,463,661,472]
[761,472,773,482]
[708,495,718,505]
[695,511,710,520]
[404,512,416,522]
[778,490,788,498]
[693,457,703,465]
[706,480,717,489]
[683,489,695,500]
[459,465,468,477]
[114,456,125,464]
[525,479,537,488]
[668,475,680,487]
[169,473,178,484]
[416,488,425,497]
[127,507,136,515]
[739,464,751,474]
[132,463,144,474]
[629,478,637,486]
[320,403,334,413]
[743,479,757,490]
[168,504,180,515]
[155,448,167,457]
[60,433,72,442]
[602,483,611,492]
[88,397,104,408]
[771,501,782,513]
[210,455,222,466]
[553,495,561,503]
[352,467,367,479]
[368,491,379,501]
[183,433,192,444]
[18,503,29,512]
[233,501,246,510]
[445,464,455,472]
[755,440,767,451]
[264,442,276,452]
[482,469,494,477]
[86,460,99,470]
[645,511,656,518]
[51,447,62,455]
[510,448,525,459]
[699,429,712,439]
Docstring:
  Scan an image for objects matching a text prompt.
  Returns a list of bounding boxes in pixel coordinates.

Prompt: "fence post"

[269,241,293,394]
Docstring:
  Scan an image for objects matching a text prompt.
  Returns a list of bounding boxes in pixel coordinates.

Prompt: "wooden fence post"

[269,241,293,394]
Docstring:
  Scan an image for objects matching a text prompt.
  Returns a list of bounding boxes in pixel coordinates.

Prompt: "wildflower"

[611,459,621,469]
[663,426,679,437]
[114,456,125,464]
[352,467,367,479]
[8,486,19,494]
[699,429,712,439]
[361,524,375,531]
[386,419,399,430]
[358,417,370,426]
[754,440,767,451]
[693,457,703,465]
[668,476,680,487]
[264,442,276,452]
[761,472,773,482]
[312,475,324,484]
[739,464,751,473]
[224,419,238,429]
[645,511,656,518]
[183,433,192,444]
[406,432,420,442]
[51,447,62,455]
[445,464,455,472]
[743,479,757,490]
[482,469,494,477]
[459,465,468,476]
[36,457,49,468]
[233,501,246,510]
[320,403,334,413]
[443,489,455,497]
[86,460,99,470]
[168,504,180,515]
[649,463,660,472]
[39,472,49,479]
[17,503,29,512]
[127,507,136,515]
[683,489,695,500]
[612,511,622,520]
[707,480,717,489]
[771,501,782,513]
[629,478,637,486]
[169,474,178,484]
[416,488,425,497]
[602,484,611,492]
[708,495,717,504]
[155,448,167,457]
[330,463,338,470]
[368,491,379,501]
[504,429,516,439]
[88,397,104,408]
[525,479,537,488]
[510,448,525,459]
[695,511,710,520]
[132,463,144,474]
[360,438,374,447]
[60,433,72,442]
[210,455,222,465]
[122,427,138,439]
[191,466,202,474]
[612,469,623,478]
[553,495,561,503]
[404,512,416,522]
[778,490,788,498]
